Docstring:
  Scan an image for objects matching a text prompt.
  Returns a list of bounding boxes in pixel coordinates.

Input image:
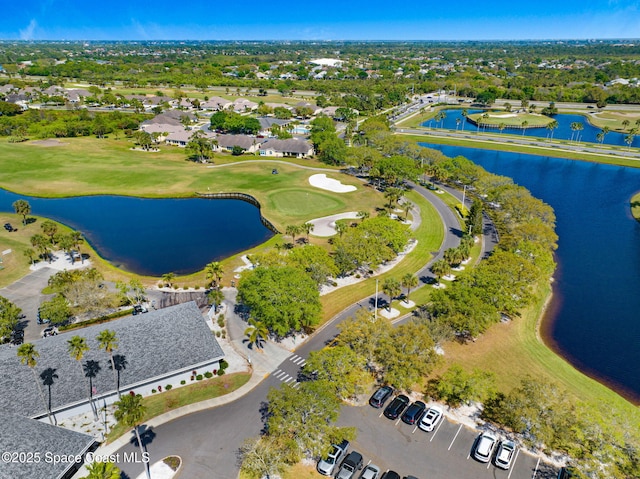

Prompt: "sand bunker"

[307,211,360,237]
[309,174,357,193]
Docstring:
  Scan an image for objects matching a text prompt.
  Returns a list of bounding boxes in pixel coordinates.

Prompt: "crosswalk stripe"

[285,377,295,383]
[292,382,301,388]
[280,374,291,382]
[274,370,286,379]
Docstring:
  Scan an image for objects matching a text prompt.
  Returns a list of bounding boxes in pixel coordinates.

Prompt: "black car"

[369,386,393,408]
[401,400,426,425]
[383,394,409,420]
[381,472,401,479]
[10,330,24,345]
[4,223,14,232]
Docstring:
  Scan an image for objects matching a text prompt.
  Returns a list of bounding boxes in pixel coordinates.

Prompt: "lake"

[0,189,274,277]
[422,143,640,403]
[422,109,640,147]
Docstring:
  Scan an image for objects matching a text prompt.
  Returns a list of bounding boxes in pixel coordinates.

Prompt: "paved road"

[113,181,492,479]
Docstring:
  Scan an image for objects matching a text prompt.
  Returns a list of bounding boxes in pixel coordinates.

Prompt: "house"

[232,98,258,112]
[257,117,291,136]
[0,301,224,422]
[165,129,194,147]
[216,134,260,153]
[295,101,323,116]
[310,58,344,68]
[141,123,184,137]
[259,138,314,158]
[65,89,91,103]
[201,96,232,111]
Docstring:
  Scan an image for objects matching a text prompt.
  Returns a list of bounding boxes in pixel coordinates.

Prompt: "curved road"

[114,181,487,479]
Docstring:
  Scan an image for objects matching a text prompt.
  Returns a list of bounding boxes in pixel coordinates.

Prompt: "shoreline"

[538,283,640,406]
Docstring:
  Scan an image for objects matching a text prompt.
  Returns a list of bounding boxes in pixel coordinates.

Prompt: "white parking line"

[486,461,491,469]
[379,410,385,418]
[395,418,402,426]
[412,426,418,434]
[531,458,541,478]
[448,424,462,451]
[507,448,520,479]
[430,419,445,442]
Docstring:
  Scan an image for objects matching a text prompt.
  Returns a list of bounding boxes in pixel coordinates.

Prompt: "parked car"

[473,432,498,463]
[380,471,401,479]
[369,385,393,408]
[10,329,24,345]
[359,464,380,479]
[41,326,58,338]
[383,394,410,420]
[418,405,444,432]
[494,440,516,469]
[336,451,364,479]
[132,304,148,315]
[317,439,349,476]
[401,400,426,425]
[4,223,14,232]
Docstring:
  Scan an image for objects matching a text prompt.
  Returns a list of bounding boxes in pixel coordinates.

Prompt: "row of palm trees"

[16,329,121,425]
[18,331,151,478]
[285,222,314,244]
[380,273,419,311]
[430,238,474,284]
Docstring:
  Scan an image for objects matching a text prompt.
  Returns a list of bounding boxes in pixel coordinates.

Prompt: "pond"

[421,109,640,147]
[422,143,640,403]
[0,189,274,277]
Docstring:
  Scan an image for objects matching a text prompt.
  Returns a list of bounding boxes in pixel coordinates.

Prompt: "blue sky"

[2,0,639,41]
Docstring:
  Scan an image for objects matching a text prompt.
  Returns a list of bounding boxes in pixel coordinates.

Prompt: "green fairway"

[266,189,346,218]
[588,110,640,132]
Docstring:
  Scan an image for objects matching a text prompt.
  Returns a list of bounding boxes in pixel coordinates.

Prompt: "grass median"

[106,372,251,443]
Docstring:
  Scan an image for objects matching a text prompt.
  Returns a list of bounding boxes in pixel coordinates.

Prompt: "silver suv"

[317,440,349,476]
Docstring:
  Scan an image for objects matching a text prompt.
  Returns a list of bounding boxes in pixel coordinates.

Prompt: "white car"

[494,440,516,469]
[418,405,443,432]
[473,432,498,463]
[359,464,381,479]
[317,440,348,476]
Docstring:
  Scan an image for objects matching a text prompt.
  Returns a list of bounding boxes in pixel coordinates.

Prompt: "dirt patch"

[30,139,67,147]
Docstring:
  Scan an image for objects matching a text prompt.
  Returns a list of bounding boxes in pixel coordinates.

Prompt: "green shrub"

[59,308,133,331]
[180,380,186,385]
[165,384,173,390]
[204,371,213,378]
[217,369,225,376]
[151,389,157,393]
[219,359,229,371]
[215,331,221,337]
[196,374,203,381]
[217,317,225,328]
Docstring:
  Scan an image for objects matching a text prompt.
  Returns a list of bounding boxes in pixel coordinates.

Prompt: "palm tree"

[334,222,346,237]
[67,336,98,420]
[29,233,49,261]
[114,393,150,479]
[161,272,175,288]
[207,288,225,313]
[205,261,224,288]
[498,123,506,134]
[575,122,584,143]
[481,113,489,132]
[455,117,461,131]
[461,109,468,131]
[96,329,120,398]
[356,211,370,220]
[596,131,605,144]
[622,119,630,131]
[17,343,53,424]
[301,222,314,240]
[570,122,579,142]
[384,187,403,209]
[547,120,559,139]
[625,132,635,150]
[430,259,451,284]
[521,120,528,135]
[12,199,31,226]
[244,318,269,351]
[382,277,401,311]
[84,461,122,479]
[285,224,300,244]
[401,273,418,304]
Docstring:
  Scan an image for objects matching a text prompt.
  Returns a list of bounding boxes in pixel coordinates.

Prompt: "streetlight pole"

[374,279,378,321]
[461,185,467,214]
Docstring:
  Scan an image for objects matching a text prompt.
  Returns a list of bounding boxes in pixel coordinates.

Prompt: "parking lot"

[336,401,559,479]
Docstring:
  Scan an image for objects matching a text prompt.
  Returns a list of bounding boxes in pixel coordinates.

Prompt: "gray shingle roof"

[216,134,258,150]
[0,302,223,418]
[261,138,313,155]
[0,412,95,479]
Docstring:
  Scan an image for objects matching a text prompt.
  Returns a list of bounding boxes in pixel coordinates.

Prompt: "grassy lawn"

[266,189,346,219]
[106,372,251,443]
[467,111,552,127]
[434,284,640,421]
[631,191,640,222]
[0,213,81,288]
[399,133,640,169]
[319,189,444,322]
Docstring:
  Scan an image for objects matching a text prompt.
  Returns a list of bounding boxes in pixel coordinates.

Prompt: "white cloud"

[19,19,38,40]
